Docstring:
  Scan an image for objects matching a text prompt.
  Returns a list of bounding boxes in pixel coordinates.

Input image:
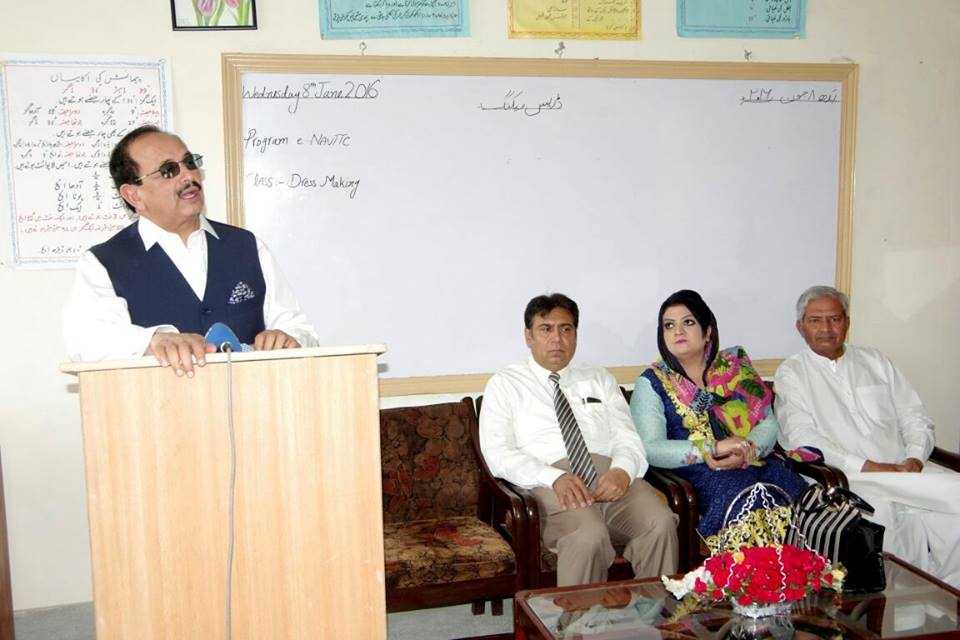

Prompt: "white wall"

[1,0,957,610]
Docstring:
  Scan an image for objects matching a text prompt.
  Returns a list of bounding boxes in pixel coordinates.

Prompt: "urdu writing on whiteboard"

[223,58,852,379]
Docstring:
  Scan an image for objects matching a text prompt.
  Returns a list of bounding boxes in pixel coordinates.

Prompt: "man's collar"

[136,215,218,249]
[803,344,847,365]
[199,216,218,238]
[527,355,571,384]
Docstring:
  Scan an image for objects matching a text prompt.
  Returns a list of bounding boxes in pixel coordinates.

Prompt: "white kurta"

[775,344,960,589]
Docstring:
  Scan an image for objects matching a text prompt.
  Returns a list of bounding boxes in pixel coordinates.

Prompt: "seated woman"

[629,289,806,551]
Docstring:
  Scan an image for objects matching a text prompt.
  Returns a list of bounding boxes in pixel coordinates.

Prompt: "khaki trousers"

[532,454,679,586]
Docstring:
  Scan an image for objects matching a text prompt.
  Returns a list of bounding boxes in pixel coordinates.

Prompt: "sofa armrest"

[476,466,529,544]
[774,444,849,489]
[644,467,699,572]
[792,459,849,490]
[467,396,540,587]
[489,478,543,588]
[930,446,960,472]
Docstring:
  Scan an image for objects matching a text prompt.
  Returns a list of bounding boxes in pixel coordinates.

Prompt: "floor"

[12,600,515,640]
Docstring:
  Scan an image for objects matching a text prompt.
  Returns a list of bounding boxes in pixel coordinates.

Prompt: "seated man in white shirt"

[479,293,678,586]
[775,285,960,588]
[63,125,318,376]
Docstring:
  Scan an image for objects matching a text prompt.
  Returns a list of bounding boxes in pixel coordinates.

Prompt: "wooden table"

[515,554,960,639]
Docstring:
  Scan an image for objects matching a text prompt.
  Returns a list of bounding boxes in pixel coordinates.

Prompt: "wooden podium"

[62,345,387,640]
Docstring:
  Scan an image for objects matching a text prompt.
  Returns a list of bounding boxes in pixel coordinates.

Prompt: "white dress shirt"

[774,344,935,476]
[774,344,960,589]
[479,356,649,490]
[63,215,319,361]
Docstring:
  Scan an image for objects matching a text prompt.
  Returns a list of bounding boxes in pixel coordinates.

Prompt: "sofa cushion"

[384,516,516,589]
[381,403,478,523]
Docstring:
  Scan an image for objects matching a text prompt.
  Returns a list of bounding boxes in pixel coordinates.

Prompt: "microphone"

[204,322,252,353]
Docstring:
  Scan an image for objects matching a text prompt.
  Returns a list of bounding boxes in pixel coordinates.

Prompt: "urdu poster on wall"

[0,55,172,268]
[677,0,806,38]
[319,0,469,39]
[509,0,640,39]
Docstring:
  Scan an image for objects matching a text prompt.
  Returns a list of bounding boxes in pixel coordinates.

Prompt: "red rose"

[785,587,805,601]
[761,590,780,604]
[706,554,733,586]
[731,563,750,582]
[787,569,805,587]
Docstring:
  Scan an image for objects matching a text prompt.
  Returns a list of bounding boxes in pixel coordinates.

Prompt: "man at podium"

[63,125,318,376]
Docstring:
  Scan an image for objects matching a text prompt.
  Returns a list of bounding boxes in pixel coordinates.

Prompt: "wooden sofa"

[378,391,960,610]
[379,398,525,614]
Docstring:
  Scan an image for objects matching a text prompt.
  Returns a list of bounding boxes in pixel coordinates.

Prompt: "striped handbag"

[788,484,886,593]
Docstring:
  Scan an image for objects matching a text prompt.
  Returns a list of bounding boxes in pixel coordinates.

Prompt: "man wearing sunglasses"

[63,125,318,376]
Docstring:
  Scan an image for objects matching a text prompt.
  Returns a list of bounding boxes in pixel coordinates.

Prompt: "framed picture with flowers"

[171,0,257,30]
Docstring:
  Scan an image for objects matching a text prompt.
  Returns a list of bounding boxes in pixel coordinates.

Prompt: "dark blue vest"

[91,220,266,343]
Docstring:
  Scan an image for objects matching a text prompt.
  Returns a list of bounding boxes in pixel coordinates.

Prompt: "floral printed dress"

[629,346,806,539]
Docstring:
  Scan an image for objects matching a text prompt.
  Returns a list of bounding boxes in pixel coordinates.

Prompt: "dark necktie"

[549,371,598,488]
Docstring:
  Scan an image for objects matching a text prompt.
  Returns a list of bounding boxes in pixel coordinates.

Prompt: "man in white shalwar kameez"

[775,286,960,589]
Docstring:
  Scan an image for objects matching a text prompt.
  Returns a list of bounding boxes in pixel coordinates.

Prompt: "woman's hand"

[704,448,743,470]
[706,437,757,469]
[718,437,757,464]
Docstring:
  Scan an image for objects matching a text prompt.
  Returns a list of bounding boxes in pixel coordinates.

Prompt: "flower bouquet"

[662,543,845,619]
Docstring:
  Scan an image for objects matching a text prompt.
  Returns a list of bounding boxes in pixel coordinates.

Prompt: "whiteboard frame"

[221,54,858,396]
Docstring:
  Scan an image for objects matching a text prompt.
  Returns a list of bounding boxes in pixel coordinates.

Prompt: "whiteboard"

[222,56,856,380]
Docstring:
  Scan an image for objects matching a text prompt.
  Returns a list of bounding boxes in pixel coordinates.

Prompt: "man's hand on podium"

[147,332,216,378]
[254,330,301,351]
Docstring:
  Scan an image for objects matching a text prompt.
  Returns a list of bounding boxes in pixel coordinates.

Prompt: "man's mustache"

[176,181,203,197]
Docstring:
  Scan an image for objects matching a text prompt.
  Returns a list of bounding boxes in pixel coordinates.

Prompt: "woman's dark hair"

[656,289,719,383]
[524,293,579,329]
[109,124,163,212]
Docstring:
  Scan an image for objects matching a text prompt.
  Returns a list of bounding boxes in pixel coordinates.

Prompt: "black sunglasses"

[133,153,203,185]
